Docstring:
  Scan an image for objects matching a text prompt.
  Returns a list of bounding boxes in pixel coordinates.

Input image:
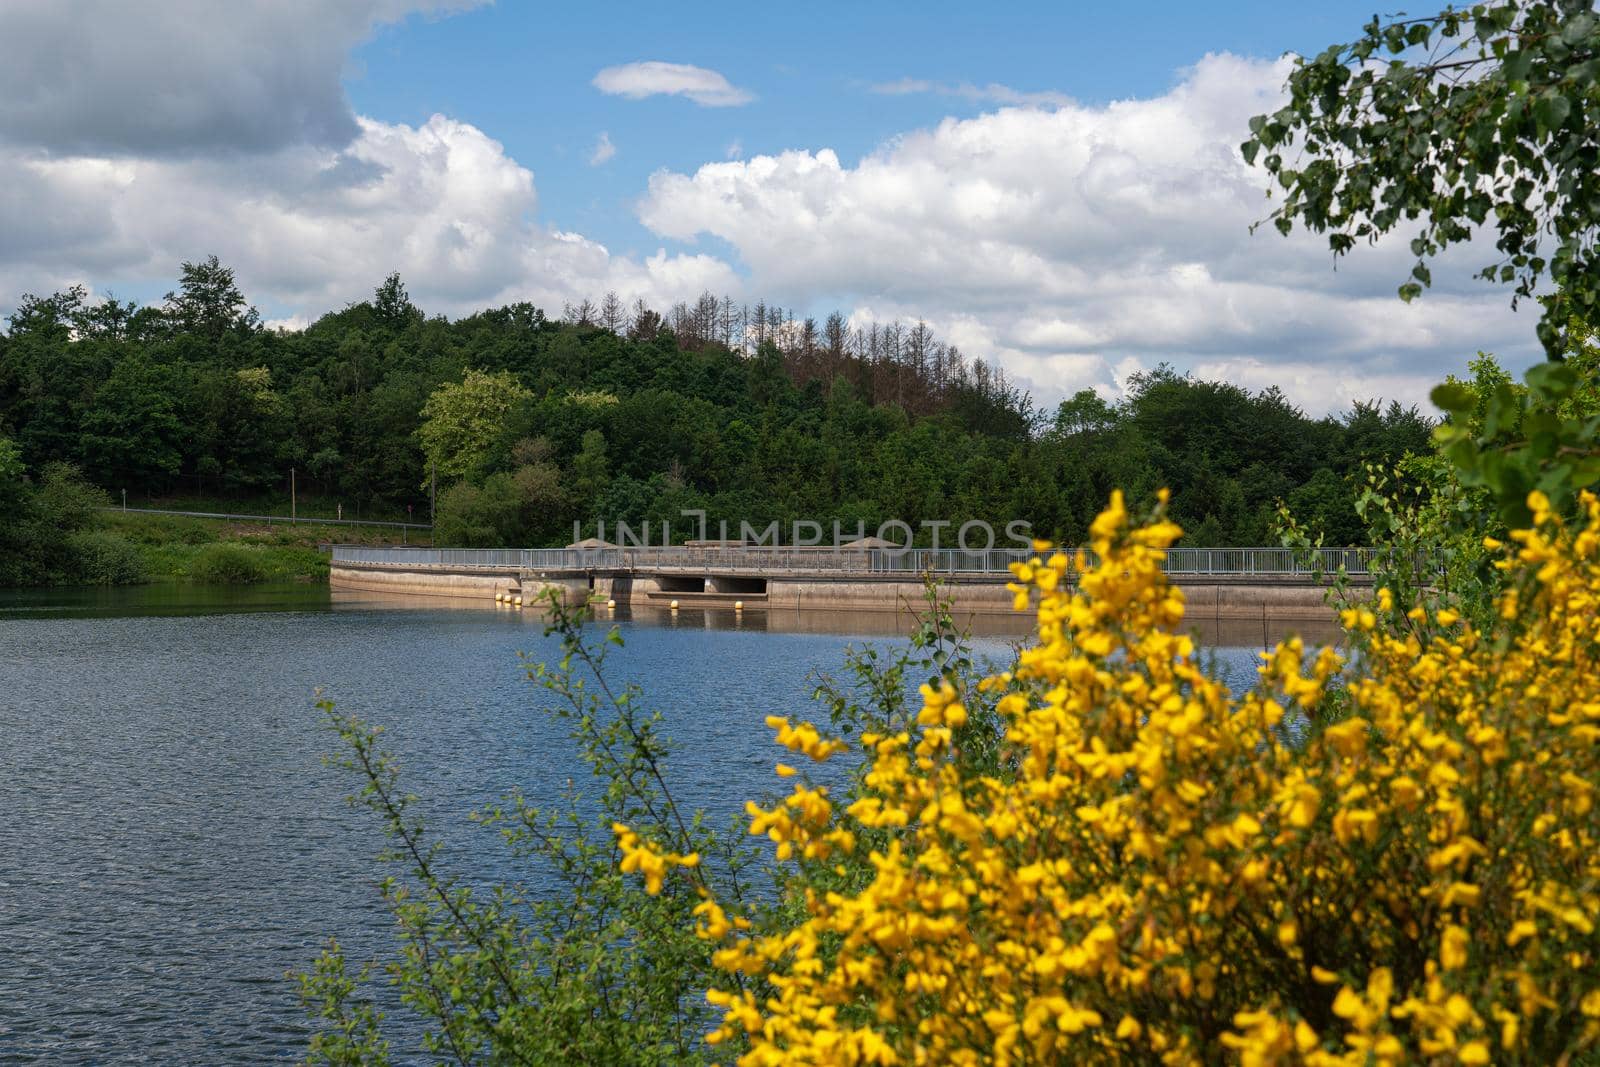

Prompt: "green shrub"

[65,531,145,585]
[32,462,107,530]
[190,543,269,584]
[110,514,215,546]
[172,519,215,546]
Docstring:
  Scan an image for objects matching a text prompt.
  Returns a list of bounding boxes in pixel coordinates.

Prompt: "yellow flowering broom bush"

[620,489,1600,1065]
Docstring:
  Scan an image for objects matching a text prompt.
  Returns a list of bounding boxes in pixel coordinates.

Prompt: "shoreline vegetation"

[100,509,414,586]
[97,508,422,585]
[0,448,420,588]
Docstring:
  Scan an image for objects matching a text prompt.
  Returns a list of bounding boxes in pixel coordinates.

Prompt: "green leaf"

[1495,464,1534,526]
[1571,458,1600,489]
[1483,383,1521,438]
[1430,382,1476,414]
[1536,464,1573,495]
[1524,361,1576,402]
[1561,13,1595,47]
[1481,450,1505,487]
[1534,91,1572,131]
[1446,438,1484,484]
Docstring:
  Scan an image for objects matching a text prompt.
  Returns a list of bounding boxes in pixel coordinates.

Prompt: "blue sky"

[349,1,1388,265]
[0,0,1537,414]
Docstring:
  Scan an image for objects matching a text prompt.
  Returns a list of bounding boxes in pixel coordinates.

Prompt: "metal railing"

[104,506,432,531]
[864,546,1377,576]
[865,548,1033,574]
[331,543,1381,577]
[331,545,623,570]
[1161,547,1377,576]
[622,546,877,573]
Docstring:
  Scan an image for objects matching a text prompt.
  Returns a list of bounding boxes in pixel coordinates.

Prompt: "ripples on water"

[0,586,1320,1063]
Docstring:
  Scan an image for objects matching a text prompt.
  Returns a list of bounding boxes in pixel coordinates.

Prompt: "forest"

[0,258,1433,564]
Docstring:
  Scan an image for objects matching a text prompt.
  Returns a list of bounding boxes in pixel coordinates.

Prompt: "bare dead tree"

[882,321,904,409]
[719,295,737,350]
[585,290,1021,421]
[694,291,719,348]
[599,291,625,333]
[668,302,691,345]
[946,344,966,392]
[751,300,767,349]
[798,317,819,382]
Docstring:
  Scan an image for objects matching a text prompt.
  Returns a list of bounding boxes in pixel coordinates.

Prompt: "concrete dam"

[329,545,1381,621]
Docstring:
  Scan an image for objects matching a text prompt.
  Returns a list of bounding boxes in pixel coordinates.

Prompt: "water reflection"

[327,588,1342,646]
[0,581,331,619]
[0,584,1344,649]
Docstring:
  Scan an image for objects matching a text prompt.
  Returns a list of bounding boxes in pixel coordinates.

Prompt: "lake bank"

[98,509,420,584]
[0,509,424,590]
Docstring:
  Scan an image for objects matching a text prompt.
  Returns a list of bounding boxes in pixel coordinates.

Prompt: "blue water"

[0,588,1291,1063]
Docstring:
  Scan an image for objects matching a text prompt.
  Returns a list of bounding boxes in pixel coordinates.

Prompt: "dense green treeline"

[0,259,1432,562]
[0,439,143,585]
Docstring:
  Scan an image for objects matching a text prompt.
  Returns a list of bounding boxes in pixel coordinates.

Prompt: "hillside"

[1,263,1432,567]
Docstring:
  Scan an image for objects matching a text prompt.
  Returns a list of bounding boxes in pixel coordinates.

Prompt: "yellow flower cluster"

[612,822,698,896]
[617,489,1600,1063]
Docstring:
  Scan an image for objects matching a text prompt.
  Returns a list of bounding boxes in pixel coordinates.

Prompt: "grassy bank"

[96,510,426,584]
[112,490,421,525]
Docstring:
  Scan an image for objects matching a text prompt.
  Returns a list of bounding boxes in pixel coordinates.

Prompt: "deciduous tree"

[1243,0,1600,355]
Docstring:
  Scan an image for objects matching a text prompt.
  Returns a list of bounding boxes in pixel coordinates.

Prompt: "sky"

[0,0,1542,415]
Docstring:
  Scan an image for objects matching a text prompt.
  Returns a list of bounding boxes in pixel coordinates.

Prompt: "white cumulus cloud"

[638,52,1536,414]
[589,131,616,166]
[0,1,735,323]
[593,61,753,107]
[0,114,735,321]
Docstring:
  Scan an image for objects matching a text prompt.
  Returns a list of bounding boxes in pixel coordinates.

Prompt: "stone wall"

[1176,581,1337,621]
[330,563,588,605]
[334,564,1341,621]
[330,564,511,600]
[766,577,1013,614]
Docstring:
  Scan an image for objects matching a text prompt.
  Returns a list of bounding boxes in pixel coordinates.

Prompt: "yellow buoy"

[734,600,744,611]
[513,595,523,607]
[669,599,679,610]
[606,598,616,609]
[495,592,504,602]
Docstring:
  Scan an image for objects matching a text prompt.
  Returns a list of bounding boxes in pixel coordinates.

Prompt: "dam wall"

[332,562,1342,620]
[330,564,589,604]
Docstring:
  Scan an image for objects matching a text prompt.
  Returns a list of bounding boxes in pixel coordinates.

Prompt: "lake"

[0,583,1335,1063]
